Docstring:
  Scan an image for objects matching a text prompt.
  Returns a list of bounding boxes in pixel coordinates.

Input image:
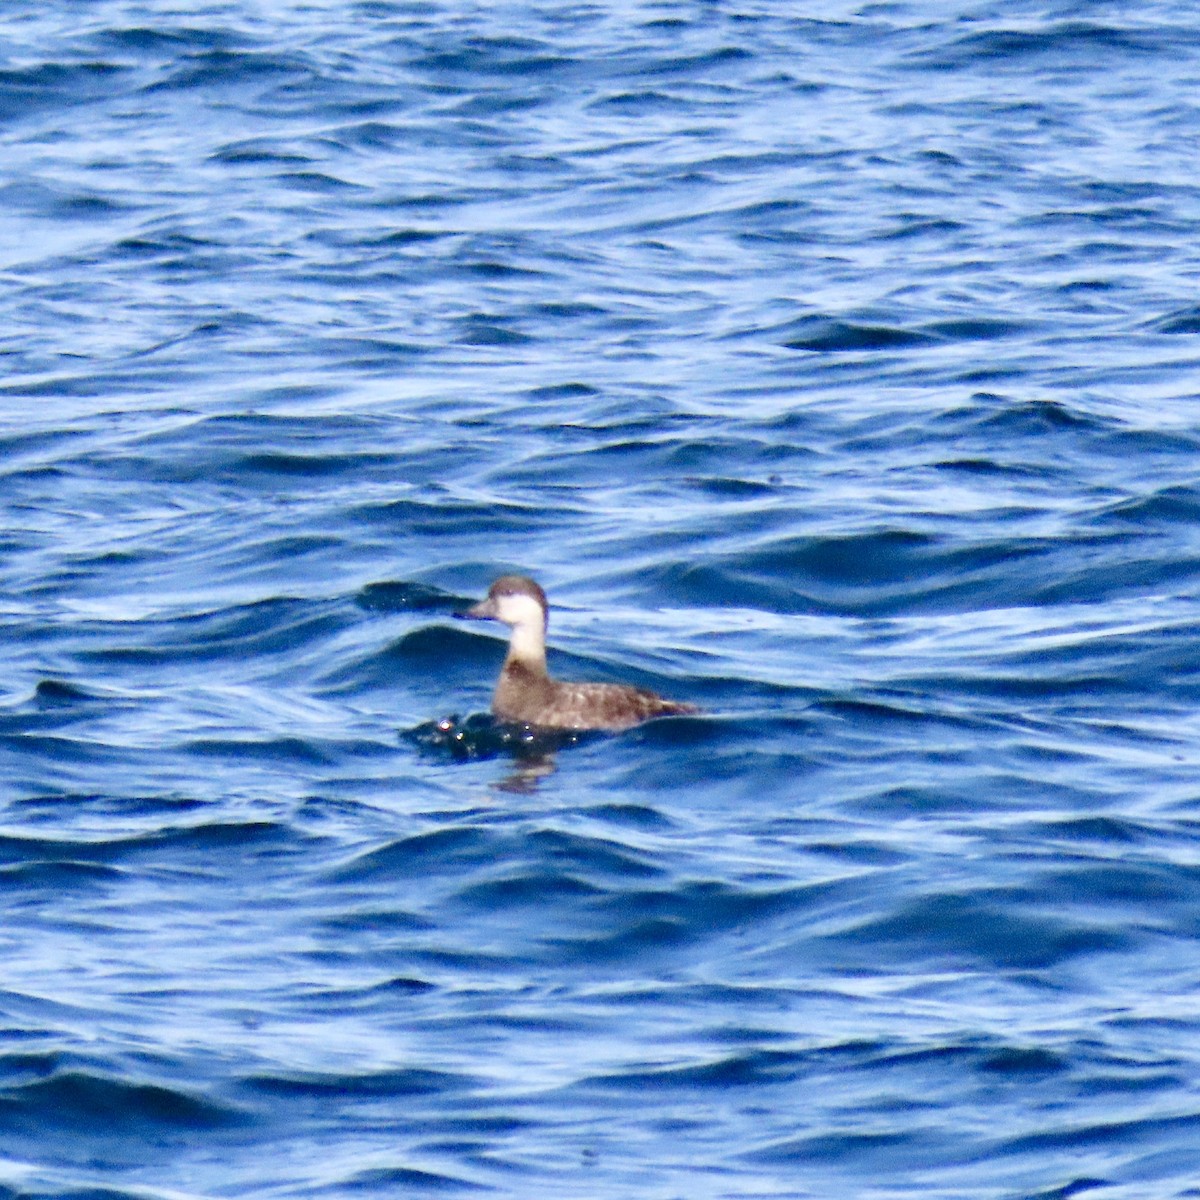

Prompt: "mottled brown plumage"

[457,575,698,732]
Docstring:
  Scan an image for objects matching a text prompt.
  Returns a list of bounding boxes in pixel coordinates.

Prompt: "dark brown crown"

[488,575,548,612]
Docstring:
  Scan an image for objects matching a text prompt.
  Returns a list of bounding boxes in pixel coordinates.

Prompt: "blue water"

[3,2,1200,1196]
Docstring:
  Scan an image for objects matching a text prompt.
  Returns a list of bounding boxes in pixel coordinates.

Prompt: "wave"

[0,1068,243,1133]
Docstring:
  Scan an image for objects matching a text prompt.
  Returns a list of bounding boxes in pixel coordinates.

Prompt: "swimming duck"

[456,575,698,732]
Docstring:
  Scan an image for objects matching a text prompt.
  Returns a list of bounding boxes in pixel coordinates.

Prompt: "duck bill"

[455,596,497,621]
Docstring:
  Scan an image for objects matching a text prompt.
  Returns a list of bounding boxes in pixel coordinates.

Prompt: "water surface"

[3,2,1200,1197]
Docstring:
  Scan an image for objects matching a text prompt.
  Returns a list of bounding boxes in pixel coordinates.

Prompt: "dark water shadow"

[404,712,604,792]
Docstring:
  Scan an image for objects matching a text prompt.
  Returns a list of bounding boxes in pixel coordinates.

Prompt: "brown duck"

[457,575,698,732]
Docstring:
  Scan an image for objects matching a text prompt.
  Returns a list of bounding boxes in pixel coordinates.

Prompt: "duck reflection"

[494,752,558,794]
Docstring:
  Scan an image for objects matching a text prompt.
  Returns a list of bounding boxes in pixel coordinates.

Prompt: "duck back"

[494,660,697,732]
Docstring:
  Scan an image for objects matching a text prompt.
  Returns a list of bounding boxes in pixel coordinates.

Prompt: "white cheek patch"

[496,593,546,629]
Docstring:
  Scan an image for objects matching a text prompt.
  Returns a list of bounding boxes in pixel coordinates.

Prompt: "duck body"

[457,575,697,733]
[492,656,694,732]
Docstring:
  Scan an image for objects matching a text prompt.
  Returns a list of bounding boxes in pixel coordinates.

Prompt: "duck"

[456,575,698,732]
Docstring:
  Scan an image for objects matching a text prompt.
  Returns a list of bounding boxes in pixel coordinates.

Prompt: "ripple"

[832,892,1131,970]
[0,1069,244,1132]
[241,1067,473,1099]
[5,2,1200,1197]
[783,320,938,353]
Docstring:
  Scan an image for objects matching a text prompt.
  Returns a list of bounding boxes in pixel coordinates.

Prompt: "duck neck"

[504,618,548,676]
